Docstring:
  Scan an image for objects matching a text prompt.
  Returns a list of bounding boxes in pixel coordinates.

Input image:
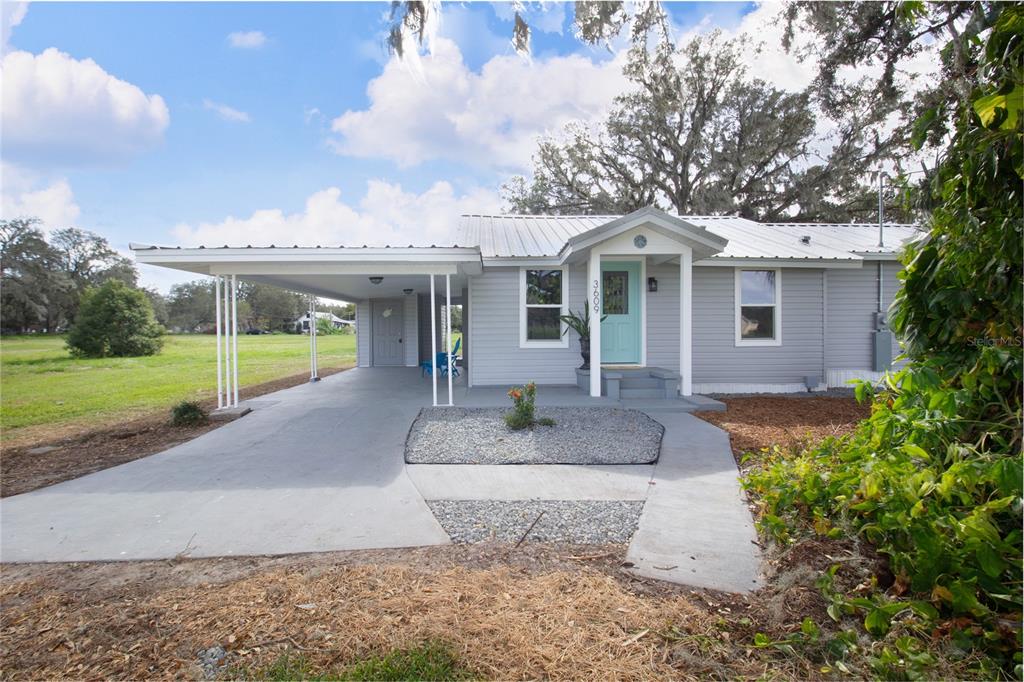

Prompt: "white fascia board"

[853,252,902,261]
[696,257,864,269]
[134,247,484,276]
[481,256,563,268]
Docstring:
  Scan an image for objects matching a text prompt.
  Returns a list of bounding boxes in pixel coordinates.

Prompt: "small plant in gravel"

[170,400,206,427]
[505,382,555,430]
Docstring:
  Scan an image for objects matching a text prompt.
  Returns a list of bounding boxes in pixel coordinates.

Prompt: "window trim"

[519,267,569,349]
[734,267,782,347]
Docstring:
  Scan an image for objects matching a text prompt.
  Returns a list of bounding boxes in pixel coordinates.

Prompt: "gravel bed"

[405,407,663,464]
[427,500,645,544]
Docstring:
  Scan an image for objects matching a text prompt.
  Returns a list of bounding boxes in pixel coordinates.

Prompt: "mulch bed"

[0,543,812,681]
[0,366,351,497]
[695,395,870,459]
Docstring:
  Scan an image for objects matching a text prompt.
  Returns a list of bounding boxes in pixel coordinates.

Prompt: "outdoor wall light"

[647,277,658,292]
[403,288,414,295]
[369,276,384,285]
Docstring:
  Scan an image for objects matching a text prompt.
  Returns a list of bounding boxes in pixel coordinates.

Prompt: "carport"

[131,244,482,407]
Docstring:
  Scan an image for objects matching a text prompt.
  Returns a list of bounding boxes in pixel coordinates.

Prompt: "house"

[296,311,354,333]
[132,207,917,404]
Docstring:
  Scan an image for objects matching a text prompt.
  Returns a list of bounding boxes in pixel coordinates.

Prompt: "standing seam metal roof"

[456,214,919,260]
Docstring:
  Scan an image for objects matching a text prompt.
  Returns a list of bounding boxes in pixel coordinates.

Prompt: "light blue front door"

[600,261,641,364]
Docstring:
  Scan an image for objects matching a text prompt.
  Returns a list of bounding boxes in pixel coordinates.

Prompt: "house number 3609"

[592,279,601,314]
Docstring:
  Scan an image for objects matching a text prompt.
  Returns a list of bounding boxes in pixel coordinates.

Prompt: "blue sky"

[1,1,761,291]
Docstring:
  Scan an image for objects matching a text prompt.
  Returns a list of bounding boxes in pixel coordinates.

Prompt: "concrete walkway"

[0,368,450,562]
[407,463,654,500]
[625,413,763,592]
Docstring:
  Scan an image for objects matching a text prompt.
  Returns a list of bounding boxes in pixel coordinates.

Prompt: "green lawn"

[0,334,356,435]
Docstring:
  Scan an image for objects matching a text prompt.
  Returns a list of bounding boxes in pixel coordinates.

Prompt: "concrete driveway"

[0,368,450,562]
[2,367,761,594]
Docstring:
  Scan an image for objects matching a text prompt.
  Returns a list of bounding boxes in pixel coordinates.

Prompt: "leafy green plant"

[66,279,164,358]
[560,308,606,369]
[170,400,206,427]
[742,6,1023,678]
[505,381,537,430]
[504,382,555,430]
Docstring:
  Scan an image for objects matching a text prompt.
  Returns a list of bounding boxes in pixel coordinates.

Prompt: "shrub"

[504,382,556,430]
[66,280,164,358]
[170,400,206,426]
[743,8,1022,676]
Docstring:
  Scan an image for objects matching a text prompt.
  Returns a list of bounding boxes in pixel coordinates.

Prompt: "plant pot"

[579,338,590,370]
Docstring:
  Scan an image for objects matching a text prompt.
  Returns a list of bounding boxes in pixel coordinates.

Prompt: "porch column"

[588,250,602,397]
[429,275,438,407]
[680,248,692,396]
[215,276,223,409]
[445,273,454,406]
[231,274,239,406]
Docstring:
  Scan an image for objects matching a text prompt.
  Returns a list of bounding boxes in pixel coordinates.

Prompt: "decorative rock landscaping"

[427,500,645,544]
[405,407,663,465]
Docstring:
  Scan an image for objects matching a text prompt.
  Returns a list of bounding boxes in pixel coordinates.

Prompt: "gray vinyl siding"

[692,266,825,385]
[646,262,680,370]
[468,265,586,386]
[826,262,903,369]
[355,301,370,367]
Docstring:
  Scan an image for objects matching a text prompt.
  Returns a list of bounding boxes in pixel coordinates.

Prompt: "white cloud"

[170,180,501,249]
[203,99,251,123]
[227,30,267,49]
[1,1,27,54]
[0,162,81,229]
[1,48,170,168]
[329,38,627,171]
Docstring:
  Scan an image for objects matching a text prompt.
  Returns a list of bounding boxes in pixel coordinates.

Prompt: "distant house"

[295,311,354,333]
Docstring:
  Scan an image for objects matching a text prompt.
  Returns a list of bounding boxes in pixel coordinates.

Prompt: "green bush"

[743,8,1022,677]
[170,400,206,427]
[66,280,164,358]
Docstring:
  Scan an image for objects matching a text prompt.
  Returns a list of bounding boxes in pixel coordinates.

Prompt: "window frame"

[734,268,782,347]
[519,267,569,349]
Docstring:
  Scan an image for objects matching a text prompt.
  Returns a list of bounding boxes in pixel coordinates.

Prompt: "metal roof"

[456,214,919,260]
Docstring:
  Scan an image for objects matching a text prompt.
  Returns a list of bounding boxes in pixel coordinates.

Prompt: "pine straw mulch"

[696,395,870,460]
[0,542,848,681]
[0,366,352,498]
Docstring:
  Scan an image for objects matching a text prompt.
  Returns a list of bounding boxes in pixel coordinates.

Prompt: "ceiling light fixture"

[403,288,414,295]
[369,276,383,285]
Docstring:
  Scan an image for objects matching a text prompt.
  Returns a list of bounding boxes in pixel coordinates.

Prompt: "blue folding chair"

[420,338,461,377]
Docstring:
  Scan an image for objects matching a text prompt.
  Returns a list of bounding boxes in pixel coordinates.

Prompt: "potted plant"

[560,308,606,369]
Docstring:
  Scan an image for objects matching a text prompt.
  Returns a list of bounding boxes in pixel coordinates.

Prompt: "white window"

[519,267,568,348]
[735,268,782,346]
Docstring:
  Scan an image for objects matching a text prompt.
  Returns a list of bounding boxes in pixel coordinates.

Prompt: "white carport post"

[231,275,239,406]
[215,276,223,409]
[429,275,438,407]
[445,273,453,406]
[309,296,319,382]
[588,250,602,397]
[222,275,233,406]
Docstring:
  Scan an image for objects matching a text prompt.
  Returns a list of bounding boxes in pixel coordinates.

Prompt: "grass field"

[1,334,356,436]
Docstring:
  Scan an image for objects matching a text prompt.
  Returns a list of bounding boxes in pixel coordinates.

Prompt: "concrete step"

[619,376,661,389]
[620,387,665,399]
